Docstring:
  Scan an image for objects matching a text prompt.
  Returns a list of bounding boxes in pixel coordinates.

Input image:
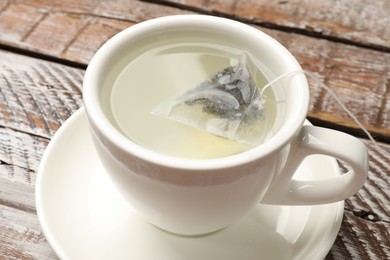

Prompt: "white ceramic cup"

[83,15,368,235]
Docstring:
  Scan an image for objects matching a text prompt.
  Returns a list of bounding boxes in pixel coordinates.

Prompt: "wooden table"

[0,0,389,259]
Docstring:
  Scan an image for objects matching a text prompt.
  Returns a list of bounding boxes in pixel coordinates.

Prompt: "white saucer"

[36,108,343,260]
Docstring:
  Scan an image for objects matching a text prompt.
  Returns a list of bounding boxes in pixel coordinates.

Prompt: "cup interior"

[83,15,309,167]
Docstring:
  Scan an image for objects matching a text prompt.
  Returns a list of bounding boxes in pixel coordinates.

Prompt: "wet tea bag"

[152,53,271,145]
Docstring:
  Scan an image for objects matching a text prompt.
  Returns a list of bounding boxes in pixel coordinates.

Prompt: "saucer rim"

[36,109,86,259]
[35,108,344,260]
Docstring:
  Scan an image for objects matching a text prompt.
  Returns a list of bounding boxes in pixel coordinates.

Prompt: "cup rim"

[83,14,309,170]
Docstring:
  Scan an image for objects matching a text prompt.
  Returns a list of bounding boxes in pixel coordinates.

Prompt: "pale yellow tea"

[110,43,280,159]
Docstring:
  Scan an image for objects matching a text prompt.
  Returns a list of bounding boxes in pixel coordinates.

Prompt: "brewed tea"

[110,43,280,159]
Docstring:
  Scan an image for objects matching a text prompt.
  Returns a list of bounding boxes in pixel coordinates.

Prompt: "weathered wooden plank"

[330,139,390,260]
[0,0,184,63]
[262,28,390,141]
[0,126,48,186]
[344,140,390,223]
[326,210,390,260]
[94,0,192,22]
[0,173,36,213]
[23,0,100,14]
[159,0,390,51]
[63,17,131,63]
[0,204,57,260]
[0,1,389,140]
[0,1,45,43]
[17,0,390,54]
[23,12,90,57]
[0,50,84,139]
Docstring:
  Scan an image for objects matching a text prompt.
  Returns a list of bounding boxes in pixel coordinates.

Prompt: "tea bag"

[152,53,271,145]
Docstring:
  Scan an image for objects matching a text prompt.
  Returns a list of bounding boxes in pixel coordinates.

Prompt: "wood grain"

[0,127,48,187]
[346,141,390,221]
[253,27,390,142]
[158,0,390,51]
[0,203,57,260]
[327,140,390,259]
[328,211,390,260]
[0,51,82,259]
[0,50,84,139]
[0,0,186,63]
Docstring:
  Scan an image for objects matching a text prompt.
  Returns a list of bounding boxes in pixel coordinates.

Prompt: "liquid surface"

[111,44,277,159]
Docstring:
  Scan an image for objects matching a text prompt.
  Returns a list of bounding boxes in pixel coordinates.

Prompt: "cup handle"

[262,125,368,205]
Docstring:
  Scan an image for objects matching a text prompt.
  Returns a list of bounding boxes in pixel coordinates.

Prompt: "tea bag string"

[261,69,384,153]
